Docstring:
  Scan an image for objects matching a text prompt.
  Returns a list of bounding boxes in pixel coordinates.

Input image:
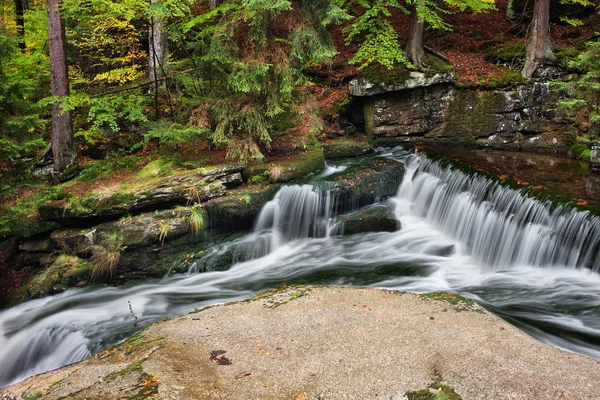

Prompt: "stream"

[2,147,600,388]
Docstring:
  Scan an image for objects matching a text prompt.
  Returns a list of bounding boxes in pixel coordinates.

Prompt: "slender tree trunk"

[46,0,75,183]
[522,0,556,78]
[406,6,426,71]
[149,0,168,83]
[15,0,25,51]
[209,0,221,9]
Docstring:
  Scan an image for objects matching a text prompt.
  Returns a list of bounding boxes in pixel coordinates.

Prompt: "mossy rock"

[38,166,244,222]
[205,185,280,233]
[23,255,92,299]
[245,148,325,183]
[341,205,398,235]
[332,158,405,215]
[322,139,372,160]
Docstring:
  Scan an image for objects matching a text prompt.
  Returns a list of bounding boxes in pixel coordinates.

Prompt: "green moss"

[23,255,93,299]
[22,392,42,400]
[0,186,64,238]
[245,147,325,183]
[359,64,412,86]
[419,292,475,306]
[104,359,146,382]
[484,41,526,64]
[405,374,462,400]
[138,158,174,179]
[477,68,528,89]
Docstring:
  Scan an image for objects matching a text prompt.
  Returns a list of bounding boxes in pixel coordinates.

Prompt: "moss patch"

[245,147,325,183]
[23,255,92,299]
[419,292,478,312]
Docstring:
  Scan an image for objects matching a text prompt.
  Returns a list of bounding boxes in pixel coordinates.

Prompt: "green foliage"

[142,122,209,147]
[177,0,341,162]
[0,31,47,162]
[0,187,63,238]
[550,38,600,135]
[188,204,206,236]
[342,0,409,69]
[77,152,141,181]
[342,0,495,70]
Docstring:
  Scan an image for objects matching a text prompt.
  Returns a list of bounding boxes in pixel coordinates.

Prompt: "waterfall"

[396,154,600,272]
[240,185,338,259]
[3,148,600,389]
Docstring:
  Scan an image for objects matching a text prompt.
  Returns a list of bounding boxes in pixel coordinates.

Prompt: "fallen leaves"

[235,371,251,379]
[210,350,232,365]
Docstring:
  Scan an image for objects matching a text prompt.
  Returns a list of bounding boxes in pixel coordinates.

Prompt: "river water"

[2,147,600,388]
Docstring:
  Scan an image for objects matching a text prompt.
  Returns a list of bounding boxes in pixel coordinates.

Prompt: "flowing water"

[2,148,600,387]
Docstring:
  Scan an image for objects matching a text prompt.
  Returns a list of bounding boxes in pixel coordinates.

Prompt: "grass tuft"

[188,204,206,236]
[89,232,123,280]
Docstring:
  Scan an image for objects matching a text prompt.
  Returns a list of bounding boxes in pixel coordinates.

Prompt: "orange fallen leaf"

[532,185,543,190]
[235,371,251,379]
[577,200,588,206]
[498,175,508,180]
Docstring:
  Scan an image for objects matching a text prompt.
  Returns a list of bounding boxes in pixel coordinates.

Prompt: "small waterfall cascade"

[396,154,600,271]
[240,185,339,259]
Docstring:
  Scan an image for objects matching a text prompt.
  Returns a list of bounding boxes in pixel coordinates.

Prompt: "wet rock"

[99,208,190,249]
[322,139,372,160]
[245,148,325,183]
[205,185,280,233]
[590,143,600,172]
[18,238,52,253]
[341,205,398,235]
[332,159,404,215]
[363,81,569,151]
[349,71,457,97]
[50,228,97,255]
[38,166,244,221]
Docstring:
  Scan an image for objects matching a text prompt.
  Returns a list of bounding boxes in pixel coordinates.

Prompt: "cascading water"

[396,155,600,272]
[238,185,338,260]
[2,148,600,388]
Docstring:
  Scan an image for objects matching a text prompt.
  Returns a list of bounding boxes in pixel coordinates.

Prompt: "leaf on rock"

[210,350,232,365]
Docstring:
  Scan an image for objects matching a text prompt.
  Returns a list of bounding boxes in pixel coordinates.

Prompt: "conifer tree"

[46,0,75,183]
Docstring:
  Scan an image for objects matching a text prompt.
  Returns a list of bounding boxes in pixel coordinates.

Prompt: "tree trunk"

[209,0,221,9]
[46,0,75,184]
[149,0,168,83]
[522,0,556,78]
[15,0,25,51]
[406,7,426,71]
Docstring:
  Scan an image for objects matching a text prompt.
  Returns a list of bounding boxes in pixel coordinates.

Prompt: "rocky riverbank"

[2,286,598,400]
[0,141,404,306]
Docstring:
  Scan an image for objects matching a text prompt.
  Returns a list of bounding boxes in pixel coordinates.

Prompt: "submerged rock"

[341,205,398,235]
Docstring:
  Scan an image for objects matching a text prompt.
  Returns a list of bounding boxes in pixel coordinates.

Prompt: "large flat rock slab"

[2,287,599,399]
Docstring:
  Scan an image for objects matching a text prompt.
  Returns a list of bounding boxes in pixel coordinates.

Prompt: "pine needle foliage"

[178,0,344,162]
[551,38,600,136]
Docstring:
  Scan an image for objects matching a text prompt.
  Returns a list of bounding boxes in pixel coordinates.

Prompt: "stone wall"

[354,73,578,151]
